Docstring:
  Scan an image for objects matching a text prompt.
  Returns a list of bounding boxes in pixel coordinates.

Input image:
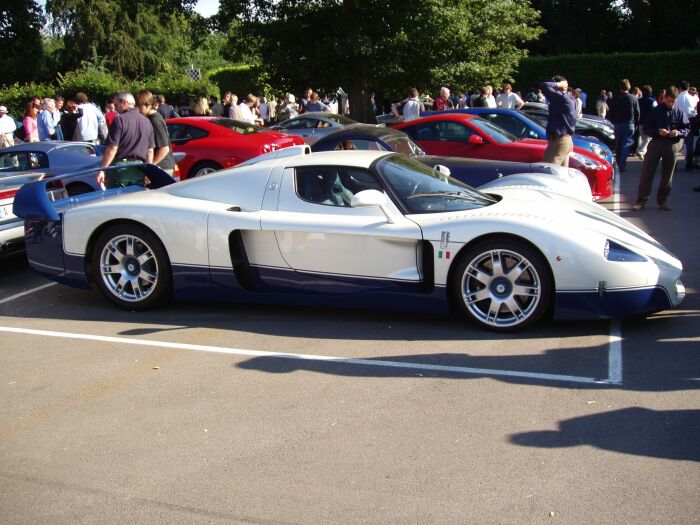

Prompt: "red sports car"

[166,117,305,179]
[393,113,613,200]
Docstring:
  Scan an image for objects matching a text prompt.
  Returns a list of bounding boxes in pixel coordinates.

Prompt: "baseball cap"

[0,106,7,113]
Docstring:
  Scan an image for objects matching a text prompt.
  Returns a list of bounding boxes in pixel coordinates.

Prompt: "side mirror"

[529,130,539,139]
[468,135,484,145]
[350,189,395,223]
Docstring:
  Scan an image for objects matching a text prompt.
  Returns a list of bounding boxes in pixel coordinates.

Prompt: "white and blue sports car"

[14,148,684,331]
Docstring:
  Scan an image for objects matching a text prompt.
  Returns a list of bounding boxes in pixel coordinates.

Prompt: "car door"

[261,164,425,290]
[404,120,491,158]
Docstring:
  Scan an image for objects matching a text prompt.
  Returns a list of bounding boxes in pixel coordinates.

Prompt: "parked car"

[0,141,102,175]
[392,113,614,200]
[15,148,684,331]
[269,112,358,144]
[311,124,592,200]
[166,117,305,179]
[521,102,615,148]
[422,107,615,166]
[2,163,174,256]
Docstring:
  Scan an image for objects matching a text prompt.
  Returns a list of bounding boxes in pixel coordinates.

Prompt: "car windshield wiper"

[407,191,479,201]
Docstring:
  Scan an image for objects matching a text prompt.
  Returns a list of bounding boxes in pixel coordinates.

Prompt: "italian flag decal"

[438,251,451,259]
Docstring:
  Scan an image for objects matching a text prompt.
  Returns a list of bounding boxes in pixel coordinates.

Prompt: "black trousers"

[636,139,681,205]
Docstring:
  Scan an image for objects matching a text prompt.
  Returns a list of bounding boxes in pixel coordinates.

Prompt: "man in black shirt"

[609,79,640,173]
[633,91,689,211]
[137,90,176,175]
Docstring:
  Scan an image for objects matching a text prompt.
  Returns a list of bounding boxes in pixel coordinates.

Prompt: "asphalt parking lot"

[1,157,699,524]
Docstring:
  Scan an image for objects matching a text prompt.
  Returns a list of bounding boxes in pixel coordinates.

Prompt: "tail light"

[0,189,18,201]
[172,164,181,182]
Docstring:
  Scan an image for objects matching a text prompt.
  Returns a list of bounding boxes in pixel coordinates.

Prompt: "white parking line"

[0,325,616,385]
[0,282,57,305]
[607,168,624,385]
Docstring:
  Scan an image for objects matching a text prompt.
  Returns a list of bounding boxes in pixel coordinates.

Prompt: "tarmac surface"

[0,155,698,524]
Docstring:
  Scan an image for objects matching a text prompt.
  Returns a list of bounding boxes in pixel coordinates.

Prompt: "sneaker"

[657,203,672,211]
[632,203,644,211]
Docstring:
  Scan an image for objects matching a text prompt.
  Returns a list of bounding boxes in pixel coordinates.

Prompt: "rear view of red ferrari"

[166,117,305,179]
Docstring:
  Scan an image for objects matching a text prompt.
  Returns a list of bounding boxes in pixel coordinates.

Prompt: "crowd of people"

[2,77,699,200]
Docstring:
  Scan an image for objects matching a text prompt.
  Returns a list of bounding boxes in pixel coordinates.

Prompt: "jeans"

[684,133,696,167]
[614,122,635,169]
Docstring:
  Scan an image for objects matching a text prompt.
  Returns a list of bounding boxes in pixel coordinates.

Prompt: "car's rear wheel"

[451,238,552,332]
[190,161,222,178]
[92,224,171,310]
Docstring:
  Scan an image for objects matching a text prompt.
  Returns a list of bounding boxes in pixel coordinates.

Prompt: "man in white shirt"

[673,81,698,169]
[496,83,524,109]
[76,92,100,143]
[0,106,17,148]
[238,94,264,126]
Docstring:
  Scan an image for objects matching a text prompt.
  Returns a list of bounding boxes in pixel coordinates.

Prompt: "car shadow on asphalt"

[509,407,700,462]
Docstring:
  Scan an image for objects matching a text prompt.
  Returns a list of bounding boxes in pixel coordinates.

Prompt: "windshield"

[468,118,518,144]
[377,154,497,214]
[211,118,266,135]
[323,114,357,125]
[384,134,425,157]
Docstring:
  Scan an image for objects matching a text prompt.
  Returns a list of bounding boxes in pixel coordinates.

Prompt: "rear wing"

[14,163,176,222]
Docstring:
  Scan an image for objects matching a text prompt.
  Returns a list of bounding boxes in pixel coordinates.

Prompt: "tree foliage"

[0,0,46,85]
[45,0,207,78]
[219,0,543,121]
[529,0,700,55]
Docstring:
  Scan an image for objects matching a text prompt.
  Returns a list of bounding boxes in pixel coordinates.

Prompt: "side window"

[332,139,384,151]
[0,152,25,171]
[405,123,441,142]
[28,152,49,169]
[284,118,315,130]
[435,121,475,142]
[295,167,383,207]
[166,123,186,139]
[488,114,529,138]
[185,126,208,140]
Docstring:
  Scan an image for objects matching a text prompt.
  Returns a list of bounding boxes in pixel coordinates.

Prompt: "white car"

[14,149,684,331]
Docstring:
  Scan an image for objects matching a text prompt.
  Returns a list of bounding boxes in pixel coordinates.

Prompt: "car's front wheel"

[92,224,171,310]
[451,238,552,332]
[190,161,222,178]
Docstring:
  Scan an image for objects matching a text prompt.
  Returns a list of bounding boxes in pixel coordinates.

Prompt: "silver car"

[270,112,358,144]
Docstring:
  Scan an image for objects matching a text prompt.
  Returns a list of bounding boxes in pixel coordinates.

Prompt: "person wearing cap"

[539,75,578,167]
[0,106,17,149]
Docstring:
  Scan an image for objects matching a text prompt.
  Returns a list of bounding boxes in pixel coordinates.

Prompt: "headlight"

[604,240,647,262]
[569,151,602,169]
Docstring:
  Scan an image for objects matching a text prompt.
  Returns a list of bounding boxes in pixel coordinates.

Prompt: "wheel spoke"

[485,299,502,325]
[125,237,135,257]
[507,260,531,281]
[114,276,129,297]
[137,250,154,265]
[504,297,526,319]
[467,264,491,286]
[107,240,125,260]
[512,284,539,297]
[138,269,157,284]
[464,288,490,305]
[491,251,505,277]
[102,263,124,274]
[132,279,143,299]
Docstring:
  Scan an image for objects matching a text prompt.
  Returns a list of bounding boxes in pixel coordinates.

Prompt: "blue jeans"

[685,133,696,167]
[614,122,635,169]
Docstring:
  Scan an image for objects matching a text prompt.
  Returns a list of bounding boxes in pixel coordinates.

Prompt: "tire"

[91,224,171,310]
[451,238,552,332]
[189,161,222,178]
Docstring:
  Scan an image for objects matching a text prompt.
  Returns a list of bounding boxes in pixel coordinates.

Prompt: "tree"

[45,0,203,78]
[0,0,45,85]
[220,0,543,122]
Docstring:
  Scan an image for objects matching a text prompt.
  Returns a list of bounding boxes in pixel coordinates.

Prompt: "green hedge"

[208,65,276,99]
[0,68,219,119]
[515,50,700,110]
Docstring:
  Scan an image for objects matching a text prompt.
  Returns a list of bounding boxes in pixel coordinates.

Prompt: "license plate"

[0,204,15,220]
